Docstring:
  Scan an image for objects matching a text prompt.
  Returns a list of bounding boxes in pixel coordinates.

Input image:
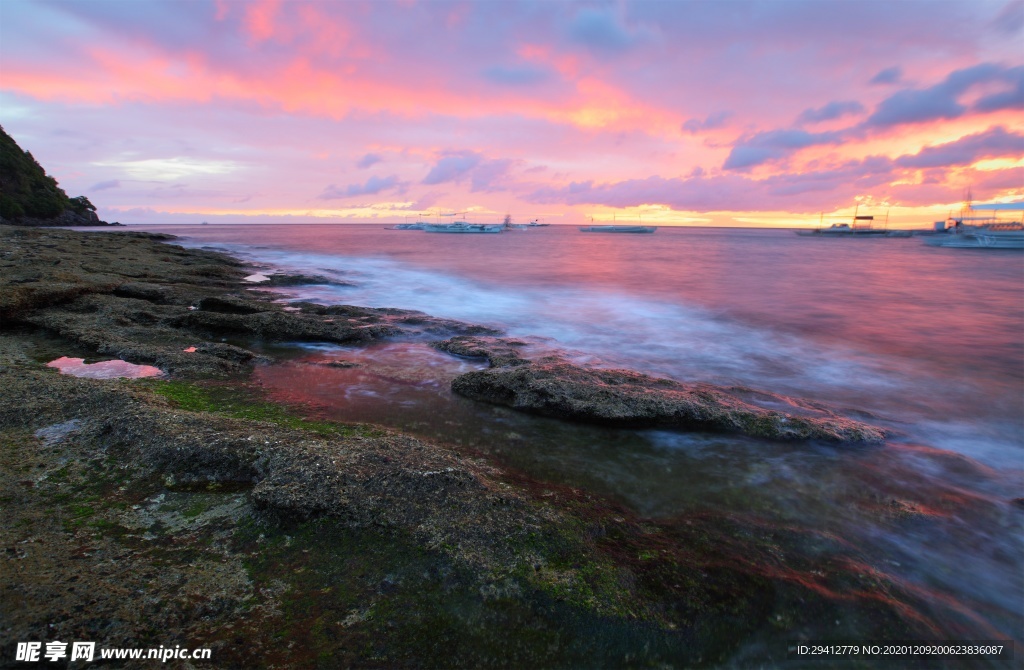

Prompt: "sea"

[130,223,1023,653]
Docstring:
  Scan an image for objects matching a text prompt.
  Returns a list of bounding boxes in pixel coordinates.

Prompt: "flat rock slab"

[438,336,886,443]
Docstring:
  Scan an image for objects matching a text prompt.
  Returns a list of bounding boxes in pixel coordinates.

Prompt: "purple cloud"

[356,153,382,169]
[895,126,1024,168]
[566,7,649,54]
[89,179,121,191]
[797,100,865,124]
[681,111,731,134]
[864,63,1020,129]
[972,65,1024,112]
[991,0,1024,36]
[869,66,903,85]
[319,175,402,199]
[724,129,843,170]
[422,152,481,185]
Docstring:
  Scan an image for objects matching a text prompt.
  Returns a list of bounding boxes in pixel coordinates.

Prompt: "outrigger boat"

[795,207,889,236]
[925,219,1024,249]
[924,193,1024,249]
[579,225,657,233]
[423,221,503,234]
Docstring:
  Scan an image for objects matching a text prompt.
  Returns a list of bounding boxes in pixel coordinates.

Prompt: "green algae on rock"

[0,229,950,666]
[436,335,887,443]
[0,226,503,379]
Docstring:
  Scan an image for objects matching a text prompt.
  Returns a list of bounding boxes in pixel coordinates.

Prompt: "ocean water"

[136,223,1023,648]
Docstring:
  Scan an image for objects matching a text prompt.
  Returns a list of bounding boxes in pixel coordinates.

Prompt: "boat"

[795,207,889,236]
[423,221,503,234]
[923,194,1024,249]
[390,222,427,230]
[579,225,657,233]
[925,221,1024,249]
[526,219,550,227]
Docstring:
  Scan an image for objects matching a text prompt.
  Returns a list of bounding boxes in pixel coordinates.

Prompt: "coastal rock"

[0,365,532,566]
[263,272,355,287]
[6,208,117,227]
[291,301,502,337]
[438,336,886,443]
[197,294,277,314]
[433,335,531,367]
[171,309,399,343]
[1,228,498,377]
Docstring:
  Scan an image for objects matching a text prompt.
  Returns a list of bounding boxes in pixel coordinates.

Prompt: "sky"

[1,0,1022,227]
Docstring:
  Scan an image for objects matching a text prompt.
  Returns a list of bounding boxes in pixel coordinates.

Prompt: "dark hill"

[0,125,111,226]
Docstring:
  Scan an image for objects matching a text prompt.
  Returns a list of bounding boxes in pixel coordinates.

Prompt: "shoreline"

[0,225,991,666]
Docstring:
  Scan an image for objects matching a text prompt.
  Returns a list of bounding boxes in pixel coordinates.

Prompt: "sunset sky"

[1,0,1022,227]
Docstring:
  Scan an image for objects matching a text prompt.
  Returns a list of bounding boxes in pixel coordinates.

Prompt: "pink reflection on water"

[47,356,163,379]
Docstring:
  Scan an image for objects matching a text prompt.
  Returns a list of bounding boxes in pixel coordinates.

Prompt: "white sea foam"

[200,245,936,404]
[177,239,1020,469]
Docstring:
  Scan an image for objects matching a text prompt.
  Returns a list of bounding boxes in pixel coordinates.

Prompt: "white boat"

[423,222,503,234]
[925,223,1024,249]
[390,222,427,230]
[795,207,889,236]
[922,191,1024,249]
[579,225,656,233]
[794,223,888,237]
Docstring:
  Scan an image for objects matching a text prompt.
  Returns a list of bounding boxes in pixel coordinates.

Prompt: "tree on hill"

[0,124,79,221]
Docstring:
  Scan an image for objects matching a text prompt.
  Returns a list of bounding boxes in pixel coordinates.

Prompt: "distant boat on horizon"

[579,225,656,233]
[423,221,503,234]
[795,207,889,237]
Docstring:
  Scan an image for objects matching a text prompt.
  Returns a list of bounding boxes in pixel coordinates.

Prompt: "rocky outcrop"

[0,124,117,226]
[1,209,116,227]
[437,336,886,443]
[0,227,503,377]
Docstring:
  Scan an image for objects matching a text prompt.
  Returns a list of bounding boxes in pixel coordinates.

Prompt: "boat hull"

[423,223,503,233]
[794,228,888,237]
[579,225,657,233]
[926,232,1024,249]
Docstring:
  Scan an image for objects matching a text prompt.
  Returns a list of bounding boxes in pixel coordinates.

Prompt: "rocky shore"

[434,336,885,443]
[1,226,945,667]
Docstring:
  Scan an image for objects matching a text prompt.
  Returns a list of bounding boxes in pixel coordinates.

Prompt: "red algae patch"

[46,356,163,379]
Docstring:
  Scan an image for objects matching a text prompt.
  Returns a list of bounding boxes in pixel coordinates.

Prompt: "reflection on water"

[255,341,1023,644]
[134,224,1022,646]
[47,356,163,379]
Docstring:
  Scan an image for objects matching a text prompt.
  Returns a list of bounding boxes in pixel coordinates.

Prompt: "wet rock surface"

[0,226,500,377]
[438,336,886,442]
[0,339,930,666]
[263,272,356,287]
[0,227,940,666]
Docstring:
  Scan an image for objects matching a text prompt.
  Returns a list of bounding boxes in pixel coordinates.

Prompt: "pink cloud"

[0,1,1020,223]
